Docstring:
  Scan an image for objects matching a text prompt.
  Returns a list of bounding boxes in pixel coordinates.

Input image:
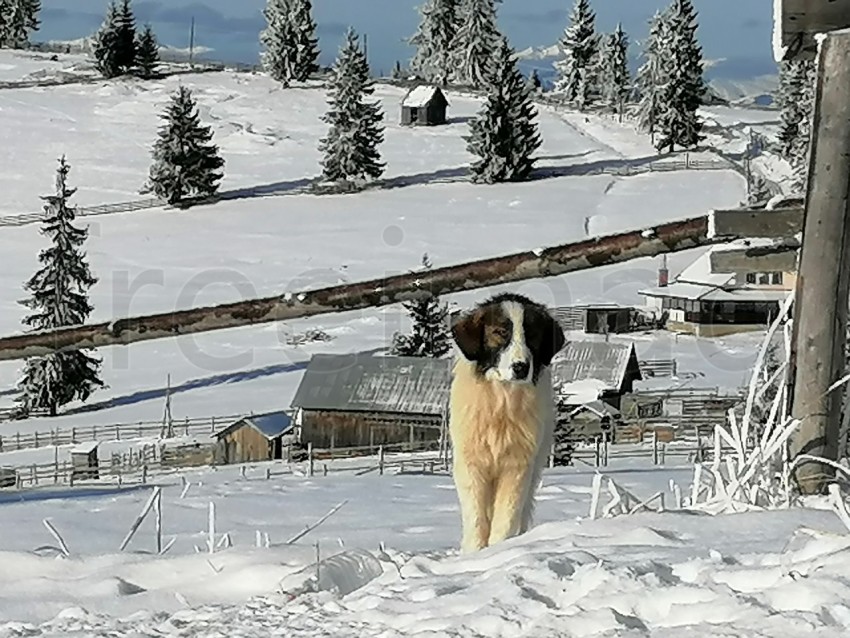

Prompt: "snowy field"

[0,51,757,435]
[0,459,849,636]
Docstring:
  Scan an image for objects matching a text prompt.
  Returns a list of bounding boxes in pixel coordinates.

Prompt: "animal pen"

[1,0,849,492]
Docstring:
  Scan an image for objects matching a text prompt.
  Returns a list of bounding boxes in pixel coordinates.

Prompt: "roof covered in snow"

[569,399,622,419]
[551,341,642,394]
[401,85,448,108]
[291,353,451,416]
[217,411,295,440]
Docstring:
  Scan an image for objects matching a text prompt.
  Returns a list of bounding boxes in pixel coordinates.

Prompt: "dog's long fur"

[448,293,566,553]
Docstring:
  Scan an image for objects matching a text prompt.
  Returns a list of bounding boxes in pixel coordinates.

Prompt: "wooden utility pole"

[788,30,850,494]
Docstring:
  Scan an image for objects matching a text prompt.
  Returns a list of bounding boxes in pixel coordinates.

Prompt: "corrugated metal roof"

[217,411,294,440]
[291,353,451,415]
[551,341,640,392]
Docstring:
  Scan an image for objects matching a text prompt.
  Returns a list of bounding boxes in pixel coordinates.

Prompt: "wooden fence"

[0,414,242,453]
[0,197,165,228]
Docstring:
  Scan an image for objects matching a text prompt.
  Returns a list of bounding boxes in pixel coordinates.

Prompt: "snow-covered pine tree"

[16,157,103,418]
[599,23,630,120]
[635,9,671,139]
[318,27,385,185]
[390,254,451,358]
[290,0,320,80]
[409,0,459,86]
[92,1,123,78]
[466,38,542,183]
[653,0,706,153]
[260,0,298,86]
[452,0,501,89]
[0,0,40,48]
[115,0,137,73]
[553,0,599,110]
[135,23,159,79]
[527,68,542,93]
[147,86,225,205]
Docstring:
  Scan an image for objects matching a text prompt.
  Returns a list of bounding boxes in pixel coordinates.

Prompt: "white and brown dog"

[448,292,566,553]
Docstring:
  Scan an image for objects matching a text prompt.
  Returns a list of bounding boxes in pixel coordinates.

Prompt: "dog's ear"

[451,309,484,361]
[535,309,566,367]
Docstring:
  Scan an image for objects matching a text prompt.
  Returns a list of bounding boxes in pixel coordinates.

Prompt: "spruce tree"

[599,24,630,120]
[391,60,404,79]
[409,0,459,86]
[466,38,542,183]
[135,23,159,79]
[527,68,542,93]
[0,0,40,48]
[318,27,385,185]
[290,0,320,80]
[452,0,501,89]
[147,86,225,205]
[554,0,599,110]
[115,0,137,73]
[92,1,122,78]
[635,10,671,139]
[654,0,706,153]
[260,0,298,86]
[390,254,451,358]
[16,157,103,418]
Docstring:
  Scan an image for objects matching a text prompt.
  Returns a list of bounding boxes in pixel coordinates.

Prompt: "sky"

[39,0,776,80]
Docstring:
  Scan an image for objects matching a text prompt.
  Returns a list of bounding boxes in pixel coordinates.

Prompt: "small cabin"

[552,340,644,410]
[290,353,451,450]
[213,411,295,465]
[400,85,449,126]
[71,441,100,481]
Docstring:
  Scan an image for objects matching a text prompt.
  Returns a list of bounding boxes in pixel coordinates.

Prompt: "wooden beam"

[709,244,800,274]
[788,30,850,494]
[708,207,804,239]
[0,216,720,363]
[776,1,850,61]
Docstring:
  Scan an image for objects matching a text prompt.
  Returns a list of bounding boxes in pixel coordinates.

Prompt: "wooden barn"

[400,85,449,126]
[552,340,643,410]
[290,353,451,449]
[213,411,295,465]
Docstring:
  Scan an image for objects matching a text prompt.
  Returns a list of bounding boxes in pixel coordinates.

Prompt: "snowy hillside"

[0,52,761,434]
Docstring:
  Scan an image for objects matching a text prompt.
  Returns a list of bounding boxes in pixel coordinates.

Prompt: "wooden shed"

[290,353,451,450]
[71,441,100,481]
[552,340,644,410]
[400,85,449,126]
[213,411,295,465]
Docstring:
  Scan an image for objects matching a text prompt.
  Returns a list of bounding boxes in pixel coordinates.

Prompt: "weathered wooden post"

[307,442,314,477]
[788,30,850,494]
[652,430,659,466]
[378,445,385,475]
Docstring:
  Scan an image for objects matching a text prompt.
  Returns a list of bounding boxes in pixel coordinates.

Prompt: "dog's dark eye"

[496,327,510,339]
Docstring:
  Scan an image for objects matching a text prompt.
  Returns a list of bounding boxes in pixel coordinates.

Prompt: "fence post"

[594,437,601,467]
[409,423,414,447]
[138,422,143,438]
[548,442,555,468]
[71,427,76,443]
[34,430,38,448]
[378,445,385,475]
[0,435,3,453]
[307,442,314,477]
[210,416,216,434]
[142,465,148,484]
[16,432,20,450]
[652,431,659,465]
[32,464,37,485]
[116,424,120,441]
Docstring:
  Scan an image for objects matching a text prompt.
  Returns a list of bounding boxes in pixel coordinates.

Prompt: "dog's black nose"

[511,360,530,379]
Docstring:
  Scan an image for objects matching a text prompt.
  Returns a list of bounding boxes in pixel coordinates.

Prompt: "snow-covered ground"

[0,459,849,636]
[0,52,755,434]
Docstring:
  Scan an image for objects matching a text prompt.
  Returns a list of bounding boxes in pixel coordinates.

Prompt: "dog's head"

[450,293,566,384]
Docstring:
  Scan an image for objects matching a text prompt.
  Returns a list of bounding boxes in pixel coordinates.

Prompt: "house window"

[745,273,756,284]
[410,108,419,123]
[771,272,783,285]
[758,273,770,285]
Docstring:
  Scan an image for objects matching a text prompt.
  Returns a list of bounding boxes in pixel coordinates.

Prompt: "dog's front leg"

[488,464,530,547]
[454,463,493,553]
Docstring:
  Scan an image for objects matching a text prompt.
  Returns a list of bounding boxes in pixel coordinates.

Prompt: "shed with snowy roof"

[400,85,449,126]
[552,340,643,410]
[213,411,295,465]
